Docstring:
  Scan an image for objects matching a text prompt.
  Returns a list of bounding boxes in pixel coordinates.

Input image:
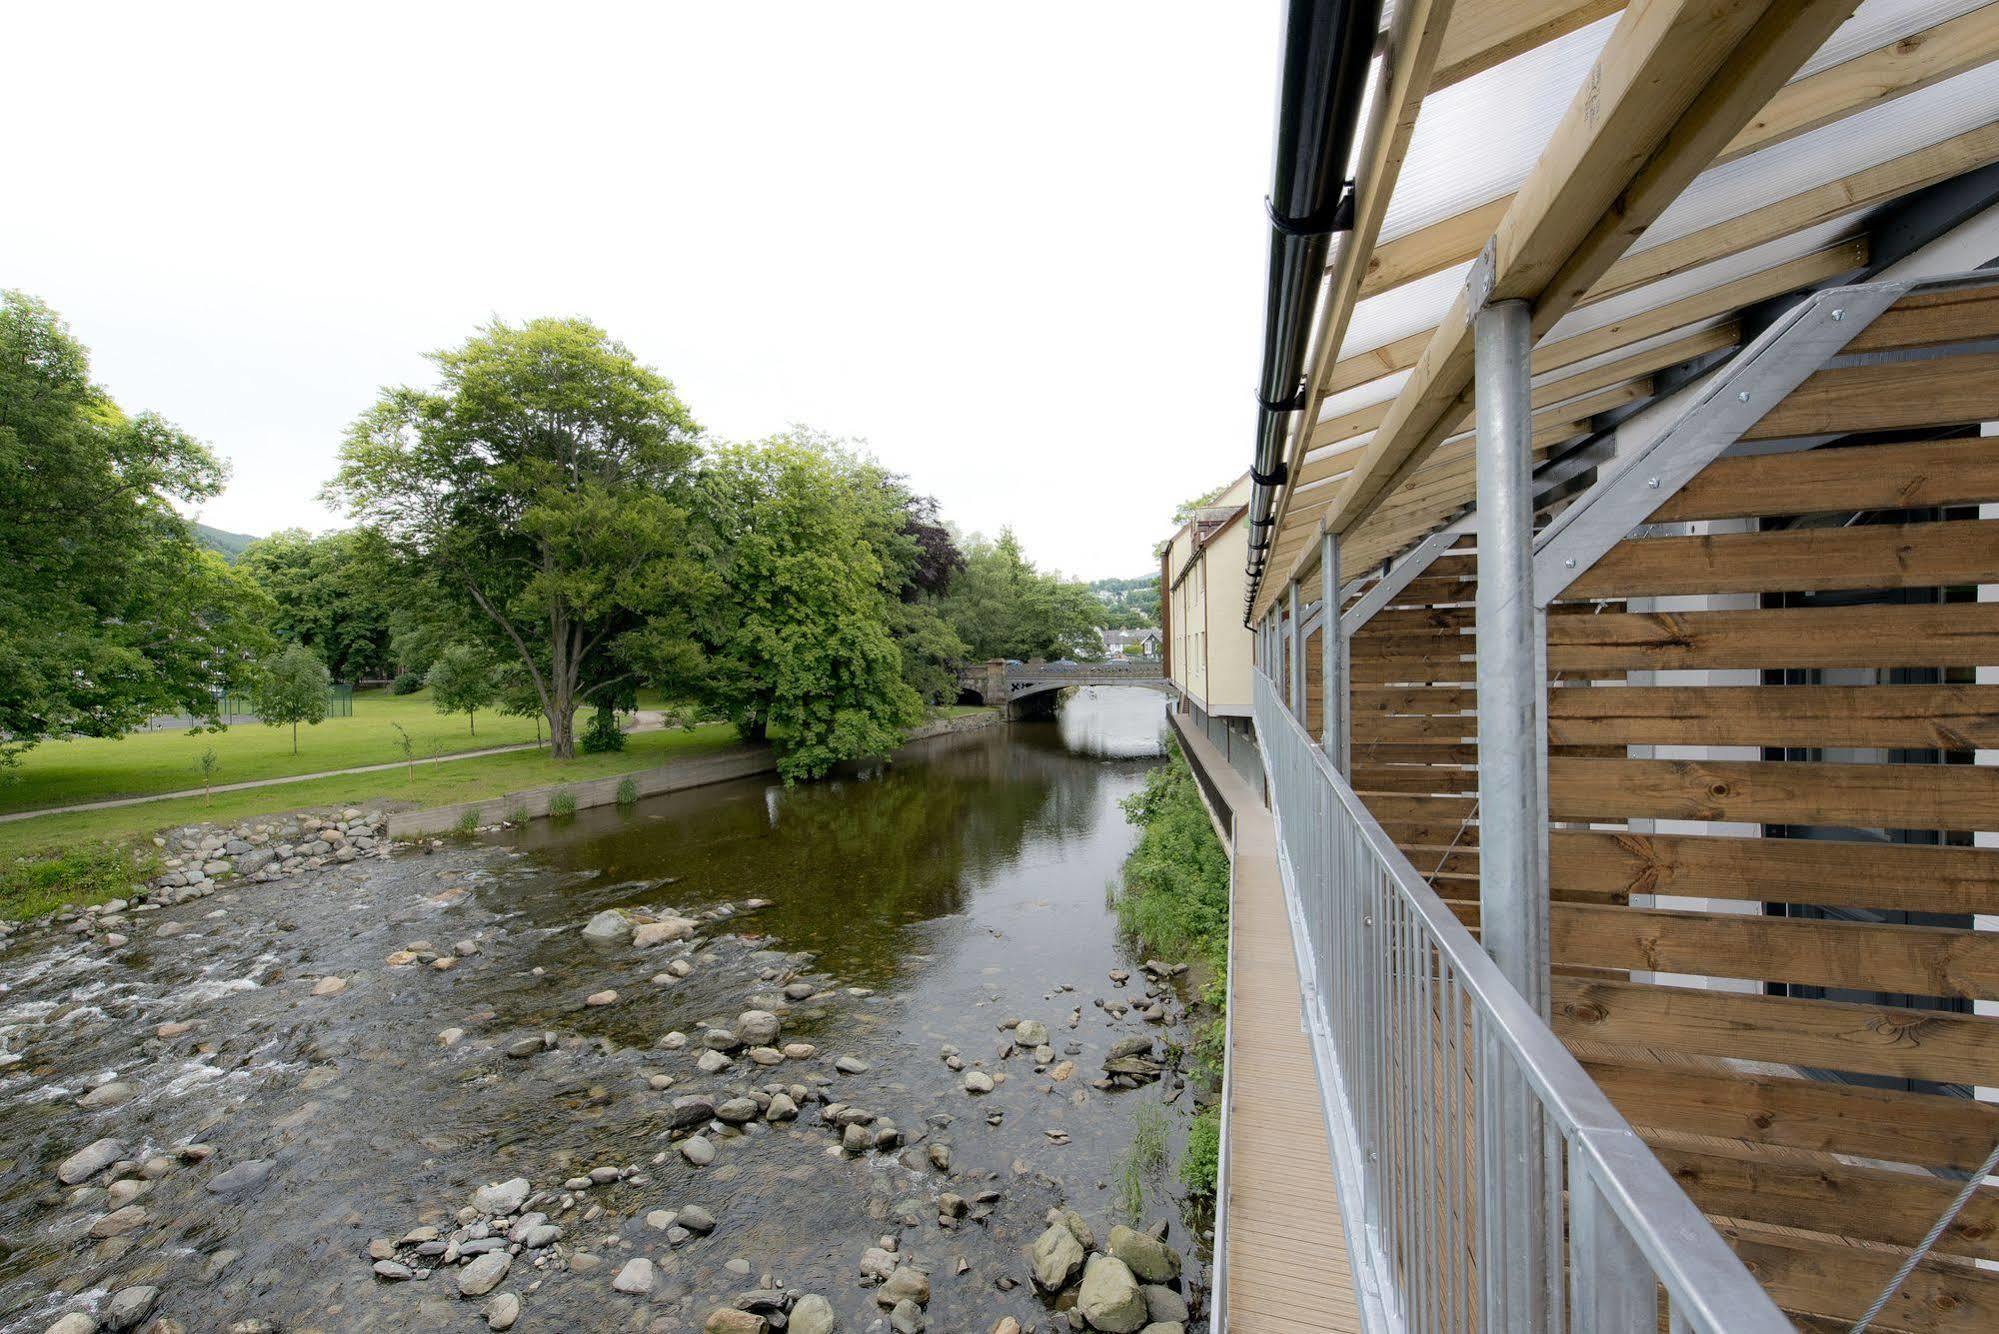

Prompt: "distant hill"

[192,522,259,562]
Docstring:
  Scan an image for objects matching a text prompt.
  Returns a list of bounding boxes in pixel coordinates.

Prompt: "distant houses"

[1100,626,1161,658]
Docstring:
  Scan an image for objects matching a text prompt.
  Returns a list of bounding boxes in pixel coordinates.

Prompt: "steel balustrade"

[1248,668,1788,1334]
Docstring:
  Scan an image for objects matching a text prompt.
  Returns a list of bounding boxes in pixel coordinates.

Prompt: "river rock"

[669,1095,716,1128]
[842,1123,871,1154]
[766,1093,798,1121]
[834,1055,870,1075]
[89,1204,148,1238]
[789,1294,836,1334]
[586,989,619,1007]
[103,1286,159,1330]
[311,975,347,996]
[484,1291,521,1330]
[736,1010,780,1044]
[680,1136,716,1166]
[703,1310,765,1334]
[472,1177,531,1215]
[878,1266,930,1308]
[46,1314,97,1334]
[1014,1019,1049,1047]
[697,1049,733,1074]
[1078,1254,1148,1332]
[581,910,632,942]
[633,917,697,947]
[459,1251,512,1297]
[890,1298,925,1333]
[678,1203,717,1233]
[207,1157,276,1196]
[612,1256,655,1294]
[1107,1224,1180,1282]
[715,1097,758,1124]
[1143,1284,1191,1323]
[1031,1222,1085,1290]
[79,1080,135,1108]
[963,1071,993,1094]
[57,1138,124,1184]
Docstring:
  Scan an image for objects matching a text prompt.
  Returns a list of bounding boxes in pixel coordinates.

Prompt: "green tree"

[326,317,712,757]
[940,529,1103,662]
[425,644,498,735]
[689,433,924,782]
[251,643,331,754]
[238,527,399,681]
[0,292,271,764]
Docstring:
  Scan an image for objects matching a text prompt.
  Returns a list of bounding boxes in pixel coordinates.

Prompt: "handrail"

[1251,668,1789,1332]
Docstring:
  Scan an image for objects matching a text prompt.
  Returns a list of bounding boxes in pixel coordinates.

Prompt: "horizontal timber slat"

[1551,901,1999,1000]
[1651,1142,1999,1261]
[1742,349,1999,442]
[1647,438,1999,522]
[1546,755,1999,830]
[1545,683,1999,749]
[1564,520,1999,599]
[1722,1226,1999,1334]
[1553,977,1999,1086]
[1549,828,1999,916]
[1545,603,1999,670]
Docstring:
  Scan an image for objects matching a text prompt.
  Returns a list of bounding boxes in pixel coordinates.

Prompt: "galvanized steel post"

[1320,531,1345,770]
[1472,289,1555,1329]
[1288,581,1306,720]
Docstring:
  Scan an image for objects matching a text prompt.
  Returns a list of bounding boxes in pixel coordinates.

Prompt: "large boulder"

[458,1251,512,1297]
[736,1010,781,1044]
[1077,1254,1148,1332]
[472,1177,531,1215]
[1107,1224,1180,1282]
[56,1138,124,1184]
[1031,1222,1085,1290]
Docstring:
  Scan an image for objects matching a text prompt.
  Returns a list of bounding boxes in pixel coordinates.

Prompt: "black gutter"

[1244,0,1381,621]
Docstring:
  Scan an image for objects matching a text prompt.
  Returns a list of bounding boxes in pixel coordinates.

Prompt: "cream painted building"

[1162,473,1254,721]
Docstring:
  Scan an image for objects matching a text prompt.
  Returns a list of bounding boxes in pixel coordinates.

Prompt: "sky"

[3,4,1281,581]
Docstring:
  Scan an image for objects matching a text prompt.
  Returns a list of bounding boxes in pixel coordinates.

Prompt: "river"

[0,688,1208,1333]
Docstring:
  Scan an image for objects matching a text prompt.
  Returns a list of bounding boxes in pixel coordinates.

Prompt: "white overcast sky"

[3,4,1280,580]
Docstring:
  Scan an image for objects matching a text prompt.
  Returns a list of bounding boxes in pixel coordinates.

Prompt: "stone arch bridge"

[954,659,1169,714]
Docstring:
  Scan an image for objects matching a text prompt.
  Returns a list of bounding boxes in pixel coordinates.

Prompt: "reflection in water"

[0,689,1196,1334]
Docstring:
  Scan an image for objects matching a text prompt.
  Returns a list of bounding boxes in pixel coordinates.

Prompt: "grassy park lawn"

[0,688,565,815]
[0,720,745,865]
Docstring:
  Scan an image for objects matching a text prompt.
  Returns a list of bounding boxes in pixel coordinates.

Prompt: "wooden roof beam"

[1355,6,1999,300]
[1326,125,1996,399]
[1331,0,1863,537]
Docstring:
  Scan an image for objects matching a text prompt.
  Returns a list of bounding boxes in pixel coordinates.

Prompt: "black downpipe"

[1245,0,1381,620]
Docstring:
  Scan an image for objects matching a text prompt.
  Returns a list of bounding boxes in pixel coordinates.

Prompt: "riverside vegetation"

[1115,742,1231,1198]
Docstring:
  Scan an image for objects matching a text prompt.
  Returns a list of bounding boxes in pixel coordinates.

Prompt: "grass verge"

[1,842,159,921]
[0,723,742,862]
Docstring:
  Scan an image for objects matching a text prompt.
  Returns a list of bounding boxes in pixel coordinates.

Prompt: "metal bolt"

[1737,390,1751,402]
[1646,476,1660,488]
[1831,309,1845,321]
[1564,558,1576,568]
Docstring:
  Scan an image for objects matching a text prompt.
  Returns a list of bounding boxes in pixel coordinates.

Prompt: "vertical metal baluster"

[1568,1144,1656,1333]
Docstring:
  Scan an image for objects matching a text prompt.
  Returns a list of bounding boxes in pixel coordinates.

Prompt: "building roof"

[1245,0,1999,621]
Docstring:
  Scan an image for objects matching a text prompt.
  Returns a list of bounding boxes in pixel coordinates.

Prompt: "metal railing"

[1250,668,1789,1333]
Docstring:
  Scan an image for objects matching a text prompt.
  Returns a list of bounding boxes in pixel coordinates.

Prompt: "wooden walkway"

[1173,716,1363,1333]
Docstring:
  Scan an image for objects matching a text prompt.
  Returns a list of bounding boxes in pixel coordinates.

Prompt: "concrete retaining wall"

[386,709,1002,840]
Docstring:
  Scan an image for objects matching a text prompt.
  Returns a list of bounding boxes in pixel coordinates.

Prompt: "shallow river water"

[0,689,1209,1333]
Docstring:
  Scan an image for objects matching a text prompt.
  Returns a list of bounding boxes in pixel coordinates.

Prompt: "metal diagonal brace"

[1531,271,1999,606]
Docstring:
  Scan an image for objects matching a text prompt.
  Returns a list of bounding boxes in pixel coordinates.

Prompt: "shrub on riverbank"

[1116,743,1228,977]
[1116,740,1230,1198]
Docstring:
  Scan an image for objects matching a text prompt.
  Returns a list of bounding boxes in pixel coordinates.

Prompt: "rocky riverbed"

[0,692,1211,1333]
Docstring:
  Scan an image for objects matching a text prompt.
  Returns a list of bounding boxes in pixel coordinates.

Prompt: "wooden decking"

[1173,716,1363,1333]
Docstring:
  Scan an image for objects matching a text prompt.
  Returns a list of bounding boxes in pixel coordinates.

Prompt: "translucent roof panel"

[1377,14,1616,242]
[1793,0,1991,79]
[1638,64,1999,249]
[1314,368,1413,427]
[1545,216,1867,343]
[1339,260,1470,358]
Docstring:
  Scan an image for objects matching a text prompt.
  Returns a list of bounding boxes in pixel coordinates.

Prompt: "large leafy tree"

[940,529,1103,662]
[326,317,710,757]
[238,527,399,682]
[691,433,924,782]
[0,292,270,763]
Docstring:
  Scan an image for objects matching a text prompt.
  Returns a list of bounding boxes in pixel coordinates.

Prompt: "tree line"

[1,295,1110,781]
